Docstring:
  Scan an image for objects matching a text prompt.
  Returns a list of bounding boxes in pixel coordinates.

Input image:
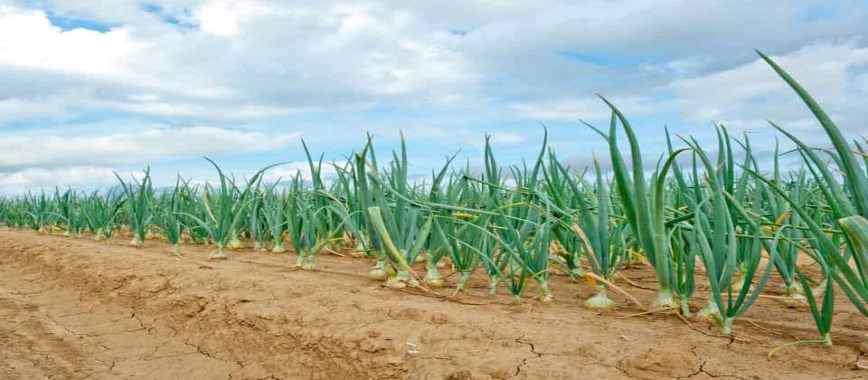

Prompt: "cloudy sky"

[1,0,867,193]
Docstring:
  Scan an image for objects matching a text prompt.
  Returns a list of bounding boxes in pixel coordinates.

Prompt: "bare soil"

[0,229,865,379]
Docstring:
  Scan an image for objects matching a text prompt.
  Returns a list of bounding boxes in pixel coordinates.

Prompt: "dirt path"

[0,229,865,379]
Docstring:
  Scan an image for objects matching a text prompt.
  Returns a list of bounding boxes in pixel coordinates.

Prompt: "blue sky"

[1,0,867,193]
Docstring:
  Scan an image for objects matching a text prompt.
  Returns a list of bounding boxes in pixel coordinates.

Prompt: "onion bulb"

[584,285,615,311]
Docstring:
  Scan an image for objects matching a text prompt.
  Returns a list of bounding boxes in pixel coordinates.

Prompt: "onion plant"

[286,141,342,269]
[184,158,275,260]
[336,138,399,279]
[429,166,485,291]
[261,183,289,254]
[578,160,627,309]
[54,188,86,238]
[24,191,55,234]
[286,173,332,270]
[114,168,154,247]
[542,153,587,279]
[467,135,555,302]
[590,107,689,308]
[663,129,701,315]
[326,159,374,260]
[418,156,460,287]
[686,138,780,333]
[367,205,433,287]
[81,188,124,241]
[755,141,809,303]
[1,197,27,230]
[543,152,629,308]
[362,136,437,286]
[154,177,186,258]
[351,137,428,282]
[245,186,268,252]
[750,51,868,347]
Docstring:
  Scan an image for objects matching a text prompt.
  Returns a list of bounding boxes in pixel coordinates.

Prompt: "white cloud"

[262,161,338,183]
[0,5,143,75]
[5,1,868,125]
[488,132,524,144]
[0,166,117,194]
[0,2,476,123]
[510,96,654,121]
[99,98,297,119]
[195,0,264,36]
[0,97,74,122]
[667,41,868,131]
[400,126,527,146]
[0,126,300,171]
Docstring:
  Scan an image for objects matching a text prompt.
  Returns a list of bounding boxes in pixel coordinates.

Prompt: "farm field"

[0,229,864,379]
[1,13,868,379]
[5,1,868,380]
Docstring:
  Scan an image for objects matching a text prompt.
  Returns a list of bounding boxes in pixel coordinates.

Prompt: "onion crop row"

[0,51,865,353]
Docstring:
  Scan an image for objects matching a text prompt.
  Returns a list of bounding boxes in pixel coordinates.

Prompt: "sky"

[1,0,867,194]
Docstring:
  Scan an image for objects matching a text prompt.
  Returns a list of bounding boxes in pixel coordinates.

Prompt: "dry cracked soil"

[0,229,865,379]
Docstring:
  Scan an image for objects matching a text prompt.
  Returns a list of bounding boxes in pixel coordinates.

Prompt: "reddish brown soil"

[0,229,865,379]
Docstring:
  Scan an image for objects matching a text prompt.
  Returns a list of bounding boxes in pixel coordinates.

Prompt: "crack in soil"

[511,335,543,377]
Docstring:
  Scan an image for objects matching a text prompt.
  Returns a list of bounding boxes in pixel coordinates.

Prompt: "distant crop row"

[1,51,865,356]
